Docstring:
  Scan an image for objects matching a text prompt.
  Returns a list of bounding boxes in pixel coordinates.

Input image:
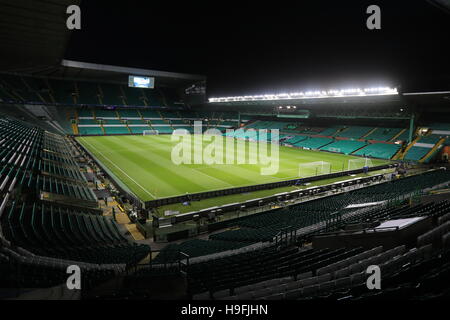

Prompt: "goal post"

[298,161,331,178]
[347,158,373,171]
[143,130,159,136]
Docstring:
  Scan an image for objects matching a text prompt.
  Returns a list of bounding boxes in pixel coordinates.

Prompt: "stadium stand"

[404,146,433,161]
[0,114,150,278]
[78,126,104,135]
[353,143,401,159]
[336,126,373,139]
[0,73,179,108]
[319,126,343,137]
[320,139,367,155]
[365,127,403,142]
[293,137,334,149]
[99,83,123,105]
[205,169,450,244]
[187,197,450,300]
[2,108,449,299]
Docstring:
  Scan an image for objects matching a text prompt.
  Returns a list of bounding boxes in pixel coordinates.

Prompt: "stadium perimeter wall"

[144,163,397,208]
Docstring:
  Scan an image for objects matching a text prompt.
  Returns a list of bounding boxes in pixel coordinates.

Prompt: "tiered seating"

[76,82,100,105]
[207,170,450,243]
[160,111,180,119]
[103,127,130,135]
[293,137,334,149]
[190,246,365,297]
[348,250,450,301]
[77,109,93,118]
[0,246,122,290]
[149,119,167,124]
[160,87,180,107]
[41,161,85,181]
[283,135,308,145]
[404,146,431,161]
[119,109,141,118]
[169,119,186,127]
[0,73,180,109]
[365,128,403,141]
[102,119,123,125]
[346,200,450,224]
[151,126,174,134]
[144,90,164,106]
[319,126,343,137]
[126,119,147,124]
[129,126,151,134]
[120,86,143,106]
[78,127,104,135]
[187,192,450,301]
[0,115,152,293]
[336,126,373,139]
[198,236,450,300]
[320,139,367,155]
[99,83,123,105]
[1,201,150,265]
[417,221,450,247]
[418,134,443,144]
[288,125,325,135]
[246,121,290,131]
[153,239,253,264]
[395,130,409,141]
[353,143,401,159]
[0,116,100,212]
[49,79,75,105]
[94,109,117,118]
[78,119,98,125]
[0,74,40,102]
[141,110,162,118]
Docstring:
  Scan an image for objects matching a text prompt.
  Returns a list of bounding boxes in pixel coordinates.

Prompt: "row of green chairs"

[1,201,150,265]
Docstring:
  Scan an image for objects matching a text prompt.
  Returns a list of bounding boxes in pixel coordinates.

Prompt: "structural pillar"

[408,113,415,144]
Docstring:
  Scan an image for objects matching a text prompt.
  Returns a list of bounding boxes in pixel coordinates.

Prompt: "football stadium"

[1,0,450,305]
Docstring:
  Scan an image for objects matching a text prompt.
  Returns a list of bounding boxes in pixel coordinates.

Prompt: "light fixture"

[209,86,398,103]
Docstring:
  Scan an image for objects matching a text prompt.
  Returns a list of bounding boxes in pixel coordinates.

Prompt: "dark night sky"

[65,0,450,96]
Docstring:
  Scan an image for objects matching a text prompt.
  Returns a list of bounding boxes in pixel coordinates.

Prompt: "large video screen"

[128,75,154,89]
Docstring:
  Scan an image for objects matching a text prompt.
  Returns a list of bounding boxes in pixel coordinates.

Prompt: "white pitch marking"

[79,138,157,199]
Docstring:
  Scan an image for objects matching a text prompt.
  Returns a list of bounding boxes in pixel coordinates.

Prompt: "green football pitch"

[77,135,389,202]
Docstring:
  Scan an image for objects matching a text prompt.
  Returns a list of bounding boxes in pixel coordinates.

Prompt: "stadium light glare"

[208,86,397,103]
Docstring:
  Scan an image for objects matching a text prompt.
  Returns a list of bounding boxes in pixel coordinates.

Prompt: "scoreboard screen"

[128,75,154,89]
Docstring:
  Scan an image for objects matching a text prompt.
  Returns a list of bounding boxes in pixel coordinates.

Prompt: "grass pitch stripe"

[79,137,157,199]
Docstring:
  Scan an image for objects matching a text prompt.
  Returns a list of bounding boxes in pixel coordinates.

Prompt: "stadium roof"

[207,89,450,110]
[0,0,78,72]
[0,0,205,88]
[48,60,206,87]
[60,60,205,82]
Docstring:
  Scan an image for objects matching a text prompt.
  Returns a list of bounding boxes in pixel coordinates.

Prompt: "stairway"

[158,111,174,129]
[420,138,446,163]
[390,128,407,142]
[350,144,369,155]
[71,123,79,135]
[399,136,421,160]
[361,127,377,139]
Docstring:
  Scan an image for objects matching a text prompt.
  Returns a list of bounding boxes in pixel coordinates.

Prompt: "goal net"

[298,161,331,178]
[348,158,373,171]
[143,130,159,136]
